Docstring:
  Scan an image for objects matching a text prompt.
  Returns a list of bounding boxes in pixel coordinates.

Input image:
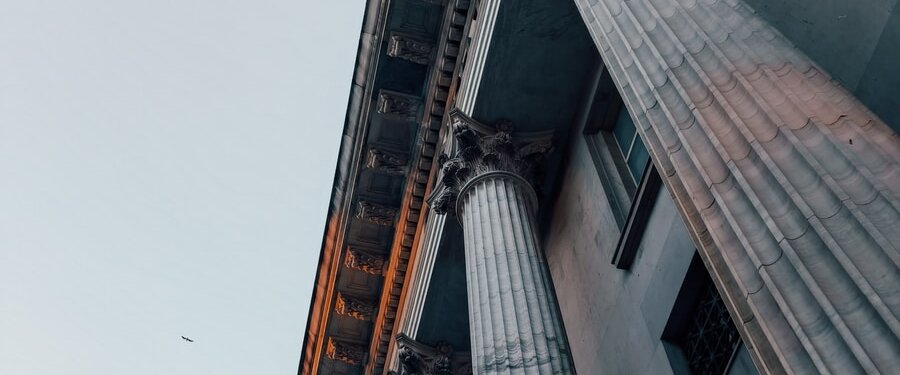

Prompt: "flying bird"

[181,336,194,343]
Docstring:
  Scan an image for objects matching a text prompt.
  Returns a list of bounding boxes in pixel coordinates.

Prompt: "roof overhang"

[298,0,472,373]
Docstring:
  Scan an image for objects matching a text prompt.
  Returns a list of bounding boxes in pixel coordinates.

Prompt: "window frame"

[583,69,662,270]
[611,162,661,269]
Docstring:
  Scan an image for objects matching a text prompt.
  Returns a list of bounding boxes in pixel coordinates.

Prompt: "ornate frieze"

[388,33,435,65]
[356,200,398,226]
[366,148,409,176]
[389,334,471,375]
[432,110,553,214]
[377,90,422,122]
[335,292,376,321]
[345,247,386,275]
[326,337,366,365]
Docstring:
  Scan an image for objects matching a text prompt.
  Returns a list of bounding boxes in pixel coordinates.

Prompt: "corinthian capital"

[390,334,469,375]
[432,110,553,215]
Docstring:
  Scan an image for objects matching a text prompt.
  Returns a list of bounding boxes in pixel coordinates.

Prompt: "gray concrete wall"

[743,0,900,130]
[542,135,698,374]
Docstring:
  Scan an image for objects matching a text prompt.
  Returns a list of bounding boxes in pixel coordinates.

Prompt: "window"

[584,68,662,269]
[662,253,758,375]
[610,104,650,185]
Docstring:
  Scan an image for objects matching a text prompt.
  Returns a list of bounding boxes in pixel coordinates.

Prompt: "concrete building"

[299,0,899,374]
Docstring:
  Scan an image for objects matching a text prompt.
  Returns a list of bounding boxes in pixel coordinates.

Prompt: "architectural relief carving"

[345,247,386,275]
[325,337,365,365]
[366,148,409,176]
[388,33,434,65]
[395,346,426,375]
[433,110,553,214]
[335,292,376,321]
[356,201,398,226]
[377,91,422,122]
[389,334,471,375]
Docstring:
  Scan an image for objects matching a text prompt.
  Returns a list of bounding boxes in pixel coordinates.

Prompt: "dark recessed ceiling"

[473,0,598,134]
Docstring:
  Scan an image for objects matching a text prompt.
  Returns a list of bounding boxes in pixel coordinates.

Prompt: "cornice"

[364,1,475,374]
[297,0,393,373]
[299,0,474,374]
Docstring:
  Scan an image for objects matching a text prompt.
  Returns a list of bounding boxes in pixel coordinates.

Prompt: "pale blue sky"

[0,1,364,373]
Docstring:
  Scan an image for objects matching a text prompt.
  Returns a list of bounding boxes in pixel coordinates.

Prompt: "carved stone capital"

[390,334,471,375]
[356,201,398,226]
[432,110,553,215]
[326,337,366,365]
[388,33,434,65]
[366,148,409,176]
[335,292,376,321]
[345,247,386,275]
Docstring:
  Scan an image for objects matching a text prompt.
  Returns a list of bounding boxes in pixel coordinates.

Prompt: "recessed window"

[583,68,661,269]
[610,105,649,185]
[662,253,758,375]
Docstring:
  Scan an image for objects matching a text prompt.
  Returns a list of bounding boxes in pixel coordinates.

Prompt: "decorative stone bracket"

[326,337,366,366]
[366,148,409,176]
[356,200,398,226]
[335,292,376,321]
[345,247,387,275]
[388,33,435,65]
[377,90,422,123]
[432,110,553,215]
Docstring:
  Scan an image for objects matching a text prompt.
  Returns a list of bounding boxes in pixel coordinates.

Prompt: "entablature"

[299,0,474,374]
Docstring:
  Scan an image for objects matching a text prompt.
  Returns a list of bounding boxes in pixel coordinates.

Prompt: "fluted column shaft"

[433,112,570,374]
[458,171,571,375]
[573,0,900,373]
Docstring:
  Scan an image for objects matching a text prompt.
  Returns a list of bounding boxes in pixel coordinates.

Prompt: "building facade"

[299,0,899,374]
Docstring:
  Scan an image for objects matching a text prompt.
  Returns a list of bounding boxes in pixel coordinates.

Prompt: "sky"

[0,1,364,373]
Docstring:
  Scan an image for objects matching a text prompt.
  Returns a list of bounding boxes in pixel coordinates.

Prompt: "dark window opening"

[663,253,754,375]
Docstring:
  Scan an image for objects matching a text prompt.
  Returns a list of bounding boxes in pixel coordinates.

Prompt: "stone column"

[434,112,572,375]
[574,0,900,374]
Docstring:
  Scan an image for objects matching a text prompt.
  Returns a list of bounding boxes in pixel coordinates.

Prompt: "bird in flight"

[181,336,194,343]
